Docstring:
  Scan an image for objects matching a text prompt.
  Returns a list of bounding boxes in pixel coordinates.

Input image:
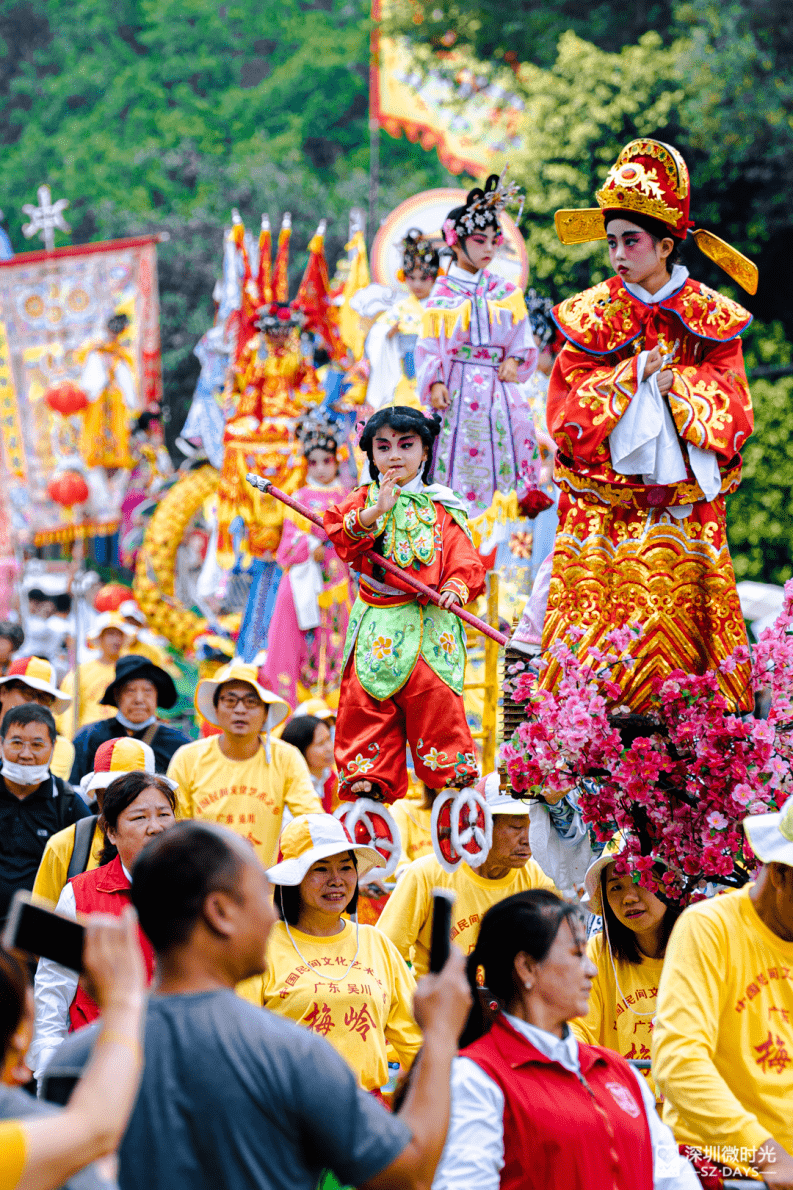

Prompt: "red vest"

[463,1014,654,1190]
[68,855,156,1031]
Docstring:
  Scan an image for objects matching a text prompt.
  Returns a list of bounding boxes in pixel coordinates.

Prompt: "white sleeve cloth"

[431,1056,505,1190]
[363,316,402,412]
[629,1066,701,1190]
[609,263,722,509]
[528,800,593,897]
[29,883,80,1082]
[79,351,108,402]
[288,536,323,631]
[609,350,689,489]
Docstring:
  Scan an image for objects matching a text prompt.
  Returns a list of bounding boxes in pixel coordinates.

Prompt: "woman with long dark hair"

[432,890,698,1190]
[30,771,177,1081]
[280,714,336,810]
[571,853,682,1100]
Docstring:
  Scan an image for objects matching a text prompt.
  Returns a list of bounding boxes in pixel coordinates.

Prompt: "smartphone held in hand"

[2,889,85,972]
[429,888,456,974]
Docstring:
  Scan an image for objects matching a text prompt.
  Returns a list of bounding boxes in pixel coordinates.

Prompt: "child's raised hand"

[373,469,401,516]
[430,382,450,410]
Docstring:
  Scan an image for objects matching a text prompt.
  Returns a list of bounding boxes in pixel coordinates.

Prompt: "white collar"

[447,262,482,285]
[399,474,425,494]
[306,477,337,491]
[121,862,132,882]
[503,1012,580,1074]
[624,263,689,305]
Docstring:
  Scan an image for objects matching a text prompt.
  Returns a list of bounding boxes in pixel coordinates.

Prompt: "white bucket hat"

[744,795,793,869]
[86,612,135,646]
[476,771,532,815]
[195,662,289,731]
[582,840,624,917]
[266,813,386,886]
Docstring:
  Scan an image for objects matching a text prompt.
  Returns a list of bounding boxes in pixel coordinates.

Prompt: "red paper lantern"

[94,583,133,612]
[44,382,89,417]
[47,470,89,508]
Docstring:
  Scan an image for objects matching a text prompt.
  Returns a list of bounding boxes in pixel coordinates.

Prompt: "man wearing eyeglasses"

[166,663,322,868]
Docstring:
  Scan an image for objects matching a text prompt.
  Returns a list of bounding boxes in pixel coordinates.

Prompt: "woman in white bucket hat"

[238,813,421,1095]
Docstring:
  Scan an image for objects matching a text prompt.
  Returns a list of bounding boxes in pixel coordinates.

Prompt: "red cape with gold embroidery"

[553,274,751,356]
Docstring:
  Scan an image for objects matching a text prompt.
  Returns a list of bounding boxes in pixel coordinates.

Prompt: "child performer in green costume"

[323,407,487,861]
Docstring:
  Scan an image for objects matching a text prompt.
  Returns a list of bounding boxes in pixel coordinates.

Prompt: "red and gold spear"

[246,473,508,646]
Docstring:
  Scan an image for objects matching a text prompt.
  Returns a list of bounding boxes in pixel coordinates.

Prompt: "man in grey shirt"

[45,822,470,1190]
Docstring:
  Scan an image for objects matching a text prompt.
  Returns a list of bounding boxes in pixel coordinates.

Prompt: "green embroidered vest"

[342,483,472,700]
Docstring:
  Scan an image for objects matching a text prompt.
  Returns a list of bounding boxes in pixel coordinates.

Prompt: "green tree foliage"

[384,0,674,68]
[511,32,683,299]
[727,323,793,585]
[0,0,449,436]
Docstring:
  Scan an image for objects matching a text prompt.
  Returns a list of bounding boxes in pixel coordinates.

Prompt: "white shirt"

[29,862,133,1083]
[432,1013,700,1190]
[446,262,483,287]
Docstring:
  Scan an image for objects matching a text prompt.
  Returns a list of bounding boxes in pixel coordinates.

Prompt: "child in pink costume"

[416,173,550,527]
[261,415,354,708]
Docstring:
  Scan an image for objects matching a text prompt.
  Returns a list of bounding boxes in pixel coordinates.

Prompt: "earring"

[524,981,533,991]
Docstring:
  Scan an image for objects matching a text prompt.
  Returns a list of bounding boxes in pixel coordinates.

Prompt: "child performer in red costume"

[323,407,486,859]
[539,138,757,712]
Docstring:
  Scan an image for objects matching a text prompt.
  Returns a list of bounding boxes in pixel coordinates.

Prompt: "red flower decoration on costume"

[518,489,554,519]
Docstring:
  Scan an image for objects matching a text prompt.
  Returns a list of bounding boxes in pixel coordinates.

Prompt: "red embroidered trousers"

[335,657,478,802]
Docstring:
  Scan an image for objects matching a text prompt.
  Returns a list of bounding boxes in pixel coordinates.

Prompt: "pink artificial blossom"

[442,219,458,246]
[503,589,793,904]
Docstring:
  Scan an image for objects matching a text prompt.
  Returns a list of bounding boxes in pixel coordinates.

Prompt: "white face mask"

[2,759,50,786]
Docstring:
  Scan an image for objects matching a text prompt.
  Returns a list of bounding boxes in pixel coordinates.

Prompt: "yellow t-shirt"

[0,1120,26,1190]
[238,919,421,1092]
[32,820,104,906]
[391,796,432,870]
[377,852,557,979]
[57,659,117,735]
[50,734,75,781]
[571,931,663,1098]
[166,735,323,869]
[653,884,793,1160]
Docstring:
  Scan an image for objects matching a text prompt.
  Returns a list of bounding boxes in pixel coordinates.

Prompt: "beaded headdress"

[399,228,440,281]
[255,301,305,334]
[525,289,555,351]
[297,408,338,457]
[443,169,523,247]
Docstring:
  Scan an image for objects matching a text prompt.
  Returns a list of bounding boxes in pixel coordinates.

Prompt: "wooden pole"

[246,474,508,647]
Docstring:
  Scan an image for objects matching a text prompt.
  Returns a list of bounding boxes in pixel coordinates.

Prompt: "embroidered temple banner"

[371,1,525,177]
[0,236,163,546]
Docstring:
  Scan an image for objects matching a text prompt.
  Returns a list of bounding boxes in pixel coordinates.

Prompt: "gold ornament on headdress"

[553,139,758,295]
